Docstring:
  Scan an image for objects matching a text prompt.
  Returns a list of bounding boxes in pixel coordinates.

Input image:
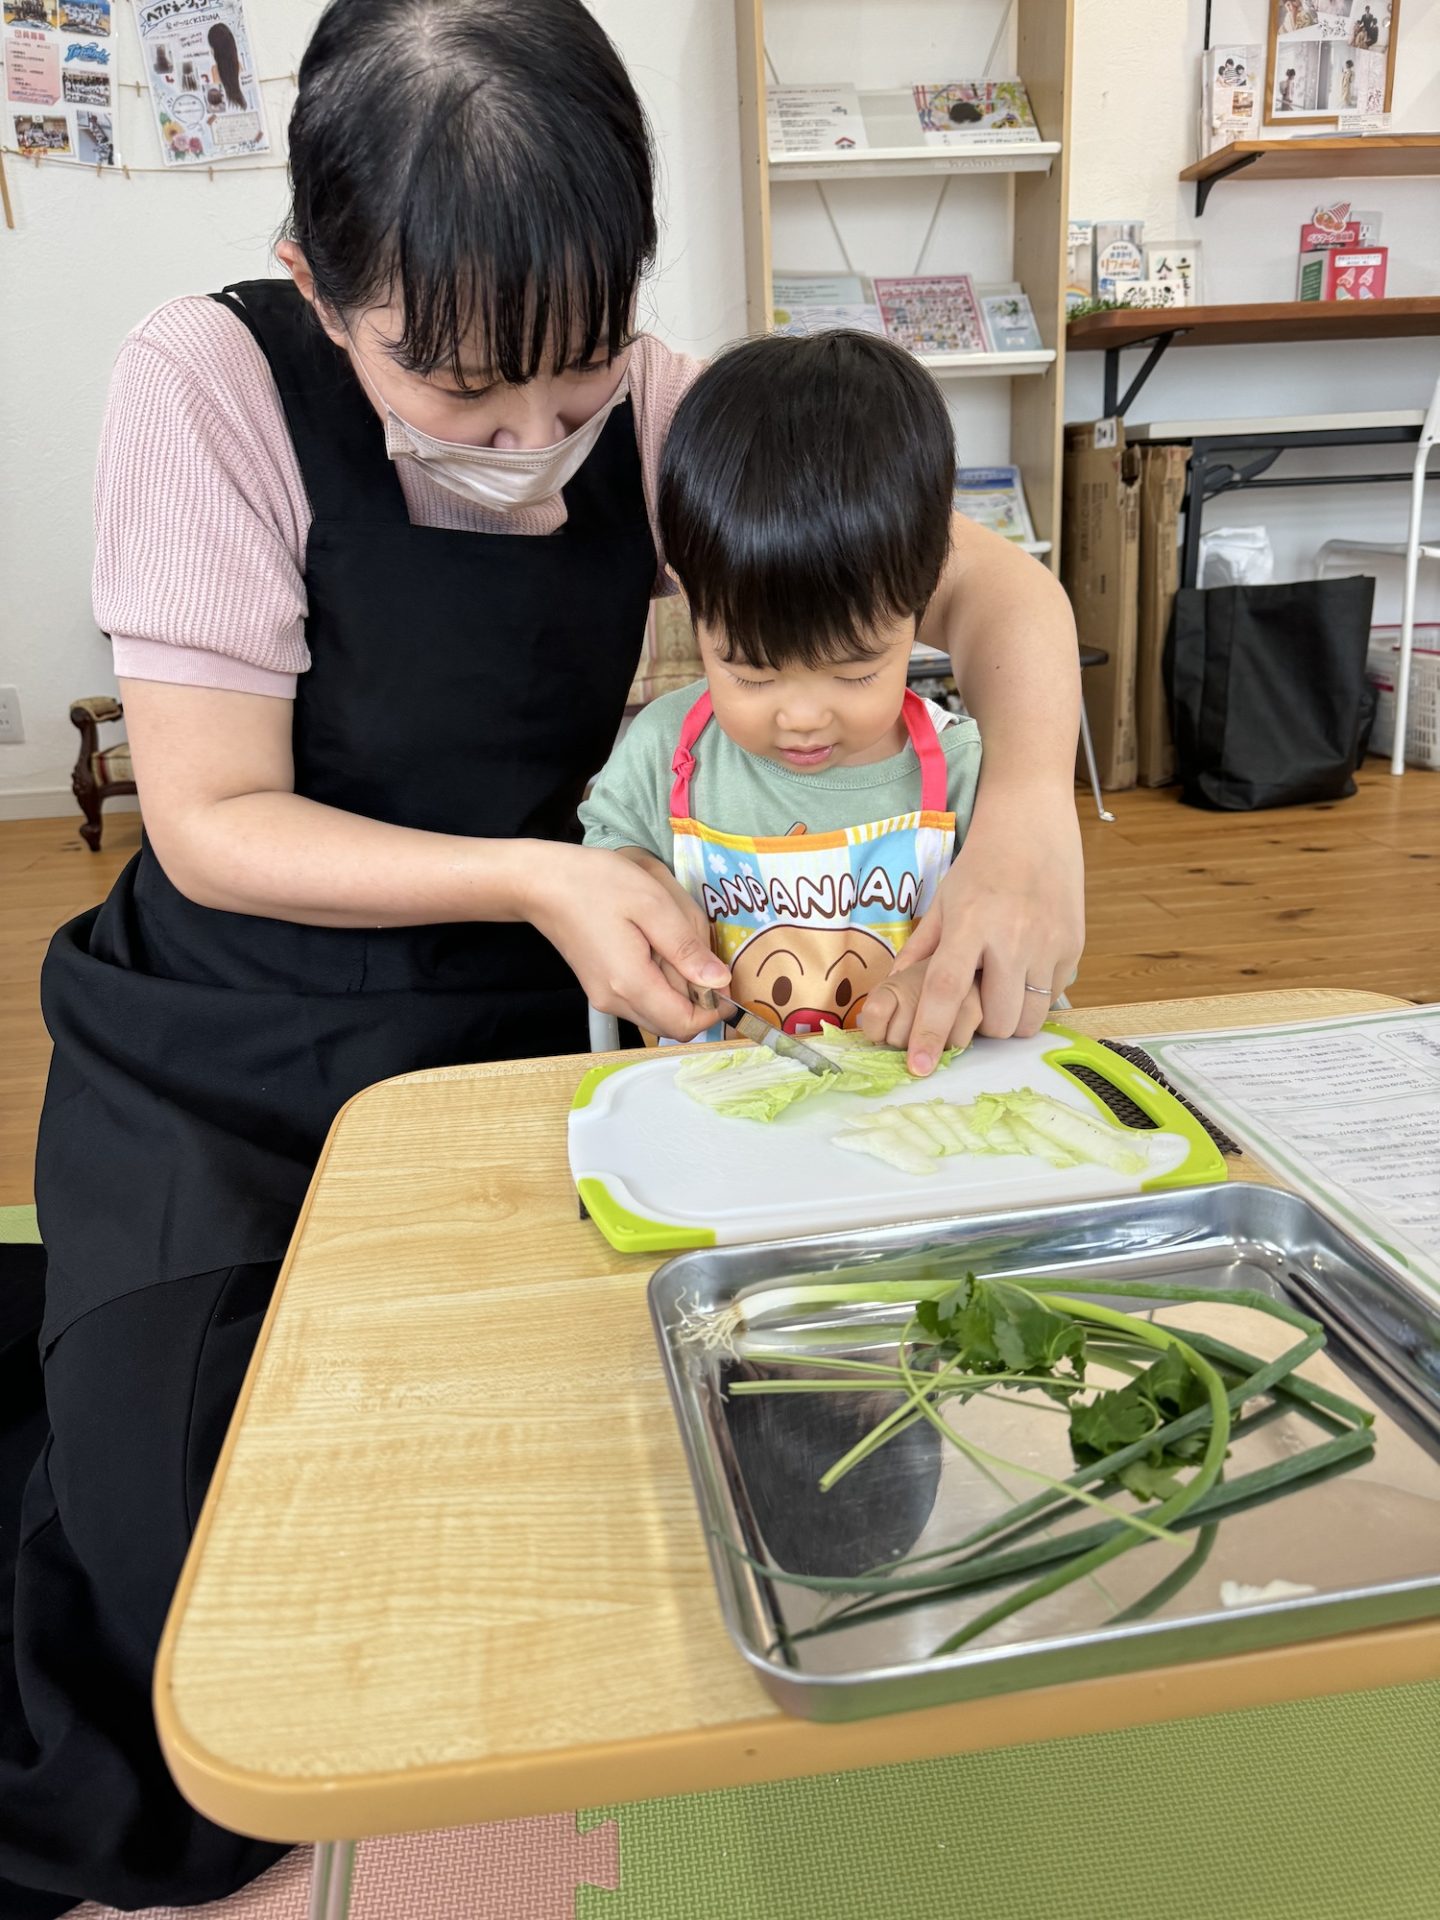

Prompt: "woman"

[1,1,1082,1910]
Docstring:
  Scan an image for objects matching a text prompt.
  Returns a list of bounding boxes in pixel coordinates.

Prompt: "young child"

[580,329,980,1040]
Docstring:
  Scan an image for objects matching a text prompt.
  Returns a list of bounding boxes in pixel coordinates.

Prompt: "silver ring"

[1023,982,1051,996]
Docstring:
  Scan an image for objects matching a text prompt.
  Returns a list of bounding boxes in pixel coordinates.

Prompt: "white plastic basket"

[1366,625,1440,770]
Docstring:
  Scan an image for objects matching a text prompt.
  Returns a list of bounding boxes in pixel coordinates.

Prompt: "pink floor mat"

[71,1816,620,1919]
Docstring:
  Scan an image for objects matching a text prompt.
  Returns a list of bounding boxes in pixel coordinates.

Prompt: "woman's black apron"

[36,277,655,1340]
[1,279,654,1914]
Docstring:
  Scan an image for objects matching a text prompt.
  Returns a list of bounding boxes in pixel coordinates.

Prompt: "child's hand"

[859,957,986,1067]
[880,792,1082,1070]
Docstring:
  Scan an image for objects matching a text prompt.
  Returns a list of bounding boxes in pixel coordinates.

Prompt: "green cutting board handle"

[1039,1025,1228,1193]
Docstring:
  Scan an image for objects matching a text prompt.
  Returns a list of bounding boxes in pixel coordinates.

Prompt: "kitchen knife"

[710,992,834,1078]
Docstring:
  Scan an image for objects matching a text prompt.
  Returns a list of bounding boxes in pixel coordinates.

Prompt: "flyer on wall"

[131,0,269,165]
[4,1,119,166]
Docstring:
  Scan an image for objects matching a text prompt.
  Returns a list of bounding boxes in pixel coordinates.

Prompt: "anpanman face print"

[728,924,896,1034]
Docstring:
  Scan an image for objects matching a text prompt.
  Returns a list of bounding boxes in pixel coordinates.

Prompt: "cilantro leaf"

[1069,1346,1217,1500]
[915,1272,1086,1386]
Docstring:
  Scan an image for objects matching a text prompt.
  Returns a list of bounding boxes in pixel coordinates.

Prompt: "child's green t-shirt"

[580,681,982,859]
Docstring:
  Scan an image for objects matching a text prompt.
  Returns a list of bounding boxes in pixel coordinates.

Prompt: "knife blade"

[710,992,834,1078]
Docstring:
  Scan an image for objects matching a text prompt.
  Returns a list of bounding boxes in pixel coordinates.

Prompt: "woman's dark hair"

[285,0,656,386]
[659,331,956,669]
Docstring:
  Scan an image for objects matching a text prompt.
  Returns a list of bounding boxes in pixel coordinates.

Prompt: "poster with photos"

[1265,0,1399,126]
[131,0,269,165]
[4,0,118,165]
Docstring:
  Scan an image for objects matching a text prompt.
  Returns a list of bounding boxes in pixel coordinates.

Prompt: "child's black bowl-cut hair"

[658,330,956,670]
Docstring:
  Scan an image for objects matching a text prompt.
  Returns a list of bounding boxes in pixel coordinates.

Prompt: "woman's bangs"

[389,118,646,386]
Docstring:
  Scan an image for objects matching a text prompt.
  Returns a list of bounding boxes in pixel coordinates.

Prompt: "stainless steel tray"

[649,1184,1440,1720]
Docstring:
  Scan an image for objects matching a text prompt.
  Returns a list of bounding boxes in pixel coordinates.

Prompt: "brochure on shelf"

[1113,279,1185,311]
[766,82,868,154]
[1201,43,1261,154]
[873,274,987,357]
[1301,202,1362,250]
[1298,245,1388,299]
[770,272,885,336]
[1066,219,1095,312]
[1145,243,1201,305]
[910,78,1041,146]
[953,466,1037,545]
[1094,219,1146,299]
[978,289,1043,352]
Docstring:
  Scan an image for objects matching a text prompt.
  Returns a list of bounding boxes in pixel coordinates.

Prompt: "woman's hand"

[523,843,727,1040]
[860,787,1084,1072]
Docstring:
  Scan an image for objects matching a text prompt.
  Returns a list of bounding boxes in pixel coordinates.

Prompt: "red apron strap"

[902,687,950,815]
[669,691,713,817]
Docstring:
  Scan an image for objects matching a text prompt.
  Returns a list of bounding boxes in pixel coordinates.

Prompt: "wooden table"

[154,989,1440,1906]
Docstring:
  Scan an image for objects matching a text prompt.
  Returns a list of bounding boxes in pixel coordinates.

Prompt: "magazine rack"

[735,0,1074,566]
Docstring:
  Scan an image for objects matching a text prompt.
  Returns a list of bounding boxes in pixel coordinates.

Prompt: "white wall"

[0,0,746,811]
[1069,0,1440,614]
[4,0,1438,811]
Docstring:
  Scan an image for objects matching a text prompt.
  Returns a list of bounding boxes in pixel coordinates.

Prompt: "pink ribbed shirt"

[93,295,704,700]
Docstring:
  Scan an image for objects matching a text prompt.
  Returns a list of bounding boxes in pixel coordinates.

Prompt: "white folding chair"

[1316,368,1440,777]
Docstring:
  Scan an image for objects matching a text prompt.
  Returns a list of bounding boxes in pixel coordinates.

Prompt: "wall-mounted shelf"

[1068,297,1440,413]
[1181,134,1440,215]
[770,142,1061,183]
[737,1,1076,564]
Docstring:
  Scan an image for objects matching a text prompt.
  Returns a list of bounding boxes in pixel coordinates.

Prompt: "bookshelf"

[734,0,1075,567]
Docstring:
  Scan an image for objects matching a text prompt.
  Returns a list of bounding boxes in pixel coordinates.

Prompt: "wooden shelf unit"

[735,0,1075,565]
[1181,134,1440,215]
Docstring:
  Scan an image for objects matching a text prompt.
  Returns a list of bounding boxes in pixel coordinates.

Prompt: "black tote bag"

[1165,576,1377,811]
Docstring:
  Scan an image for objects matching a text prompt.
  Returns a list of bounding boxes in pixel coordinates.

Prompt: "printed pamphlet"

[911,78,1040,146]
[1301,201,1361,249]
[1140,1006,1440,1306]
[5,0,118,166]
[1094,219,1146,299]
[1112,280,1184,311]
[979,289,1043,352]
[873,275,987,356]
[1144,243,1201,305]
[132,0,269,164]
[953,466,1037,546]
[771,272,884,338]
[1200,43,1260,153]
[1066,219,1095,312]
[766,81,868,154]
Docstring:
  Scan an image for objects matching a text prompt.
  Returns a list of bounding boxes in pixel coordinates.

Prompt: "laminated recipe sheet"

[1139,1007,1440,1304]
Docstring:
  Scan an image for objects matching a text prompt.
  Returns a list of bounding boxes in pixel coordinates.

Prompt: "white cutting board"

[569,1030,1216,1253]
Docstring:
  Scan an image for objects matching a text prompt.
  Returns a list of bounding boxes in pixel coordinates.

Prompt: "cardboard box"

[1136,445,1188,786]
[1062,420,1141,790]
[1298,246,1388,301]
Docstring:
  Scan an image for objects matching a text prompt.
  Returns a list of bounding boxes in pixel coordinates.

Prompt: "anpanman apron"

[669,688,955,1035]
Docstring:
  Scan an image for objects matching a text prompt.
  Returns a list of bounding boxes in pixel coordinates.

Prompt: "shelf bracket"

[1102,331,1183,418]
[1195,150,1261,216]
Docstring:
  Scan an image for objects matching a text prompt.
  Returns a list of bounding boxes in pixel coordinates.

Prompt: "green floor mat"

[581,1679,1440,1920]
[0,1204,41,1244]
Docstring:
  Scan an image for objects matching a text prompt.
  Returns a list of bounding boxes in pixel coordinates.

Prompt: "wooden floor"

[2,768,1436,1203]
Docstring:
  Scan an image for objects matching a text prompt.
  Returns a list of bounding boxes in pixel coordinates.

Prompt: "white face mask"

[351,350,630,513]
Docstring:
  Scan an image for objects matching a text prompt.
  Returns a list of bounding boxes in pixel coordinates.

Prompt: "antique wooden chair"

[69,695,135,851]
